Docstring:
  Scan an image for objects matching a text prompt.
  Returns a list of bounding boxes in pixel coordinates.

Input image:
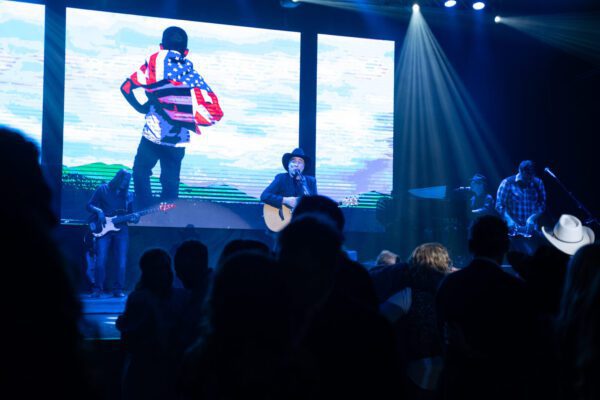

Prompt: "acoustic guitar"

[263,195,359,233]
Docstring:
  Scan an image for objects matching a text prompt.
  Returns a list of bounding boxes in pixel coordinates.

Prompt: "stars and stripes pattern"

[127,50,223,134]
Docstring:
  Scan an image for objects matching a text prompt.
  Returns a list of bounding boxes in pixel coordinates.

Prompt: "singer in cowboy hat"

[260,148,318,210]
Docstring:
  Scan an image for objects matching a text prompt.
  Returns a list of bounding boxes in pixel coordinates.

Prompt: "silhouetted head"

[278,213,343,310]
[292,194,345,233]
[174,240,209,290]
[519,245,569,315]
[181,224,197,240]
[138,249,173,297]
[161,26,188,55]
[468,215,510,263]
[0,126,57,228]
[207,252,287,340]
[218,239,270,267]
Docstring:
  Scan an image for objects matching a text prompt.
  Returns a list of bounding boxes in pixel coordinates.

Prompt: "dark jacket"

[436,258,534,400]
[260,172,317,208]
[368,262,411,303]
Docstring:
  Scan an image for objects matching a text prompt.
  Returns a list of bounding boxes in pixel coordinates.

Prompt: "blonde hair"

[409,243,452,273]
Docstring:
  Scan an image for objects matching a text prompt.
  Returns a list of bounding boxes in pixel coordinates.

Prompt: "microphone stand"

[546,170,599,228]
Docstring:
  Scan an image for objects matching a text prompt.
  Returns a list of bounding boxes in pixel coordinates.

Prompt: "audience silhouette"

[279,214,400,400]
[556,244,600,400]
[117,249,188,400]
[179,251,291,400]
[436,215,535,400]
[174,240,213,352]
[0,127,94,399]
[2,126,598,400]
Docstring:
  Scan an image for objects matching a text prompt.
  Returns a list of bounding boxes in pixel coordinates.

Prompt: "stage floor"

[79,295,126,340]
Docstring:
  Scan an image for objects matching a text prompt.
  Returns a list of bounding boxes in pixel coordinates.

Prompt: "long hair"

[108,169,131,196]
[556,244,600,399]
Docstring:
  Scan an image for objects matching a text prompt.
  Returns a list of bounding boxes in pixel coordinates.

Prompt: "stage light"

[472,2,485,10]
[412,4,420,12]
[280,0,300,8]
[444,0,457,7]
[494,16,501,23]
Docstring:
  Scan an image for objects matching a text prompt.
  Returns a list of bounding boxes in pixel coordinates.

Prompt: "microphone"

[544,167,557,179]
[293,169,303,179]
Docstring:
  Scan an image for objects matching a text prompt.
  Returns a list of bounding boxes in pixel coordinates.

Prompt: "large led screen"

[316,34,394,210]
[0,0,45,146]
[62,8,300,226]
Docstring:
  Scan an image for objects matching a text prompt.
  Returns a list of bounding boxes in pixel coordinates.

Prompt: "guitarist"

[87,169,140,298]
[260,148,318,210]
[495,160,546,253]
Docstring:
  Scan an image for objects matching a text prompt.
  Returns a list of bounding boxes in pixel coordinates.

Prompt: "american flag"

[125,50,223,134]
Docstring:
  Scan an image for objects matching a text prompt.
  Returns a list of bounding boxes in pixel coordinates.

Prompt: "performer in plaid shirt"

[495,160,546,234]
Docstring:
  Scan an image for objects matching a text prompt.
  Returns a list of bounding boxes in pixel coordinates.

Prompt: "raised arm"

[120,78,150,115]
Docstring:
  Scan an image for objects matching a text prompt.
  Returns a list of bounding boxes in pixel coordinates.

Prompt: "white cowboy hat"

[542,214,595,255]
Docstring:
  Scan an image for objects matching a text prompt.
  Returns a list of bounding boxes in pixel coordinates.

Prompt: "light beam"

[395,7,508,195]
[500,13,600,65]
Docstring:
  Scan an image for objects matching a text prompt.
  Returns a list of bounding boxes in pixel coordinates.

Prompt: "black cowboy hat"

[282,148,311,171]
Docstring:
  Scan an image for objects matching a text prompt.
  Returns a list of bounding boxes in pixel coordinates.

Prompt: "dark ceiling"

[350,0,600,14]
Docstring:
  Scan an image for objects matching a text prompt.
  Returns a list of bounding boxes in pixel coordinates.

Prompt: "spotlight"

[494,15,501,23]
[444,0,457,7]
[472,2,485,10]
[412,3,420,12]
[280,0,300,8]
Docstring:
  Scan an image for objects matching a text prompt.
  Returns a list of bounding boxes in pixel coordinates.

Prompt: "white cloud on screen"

[0,1,44,24]
[0,1,45,143]
[316,34,394,196]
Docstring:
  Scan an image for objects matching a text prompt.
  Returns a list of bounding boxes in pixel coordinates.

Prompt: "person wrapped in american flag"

[120,26,223,209]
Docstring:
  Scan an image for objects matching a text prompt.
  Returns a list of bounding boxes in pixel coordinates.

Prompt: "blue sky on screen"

[0,1,45,146]
[316,34,394,200]
[64,8,300,199]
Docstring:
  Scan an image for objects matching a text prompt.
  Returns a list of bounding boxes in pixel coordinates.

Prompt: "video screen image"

[60,8,394,231]
[62,8,301,227]
[316,34,394,211]
[0,0,45,147]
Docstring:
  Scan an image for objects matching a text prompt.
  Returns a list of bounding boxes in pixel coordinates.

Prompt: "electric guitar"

[263,195,359,233]
[88,202,176,238]
[508,223,540,238]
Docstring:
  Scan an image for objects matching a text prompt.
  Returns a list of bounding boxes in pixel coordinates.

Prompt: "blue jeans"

[91,228,129,291]
[132,137,185,209]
